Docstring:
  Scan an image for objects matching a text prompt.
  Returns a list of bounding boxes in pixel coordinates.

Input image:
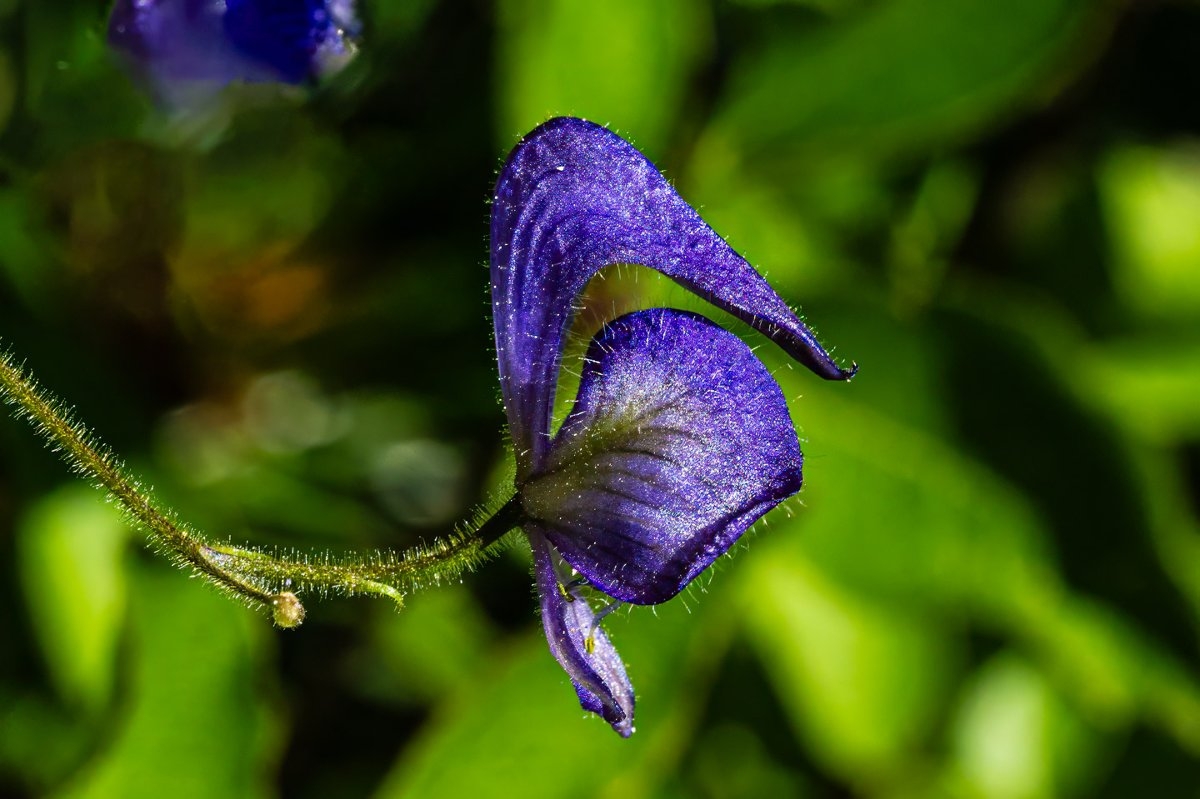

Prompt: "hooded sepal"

[491,116,853,477]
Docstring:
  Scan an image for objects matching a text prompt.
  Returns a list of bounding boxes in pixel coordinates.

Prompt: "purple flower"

[107,0,359,102]
[491,117,855,736]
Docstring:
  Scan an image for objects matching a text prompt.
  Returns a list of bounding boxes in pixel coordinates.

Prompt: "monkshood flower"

[108,0,359,103]
[491,117,855,736]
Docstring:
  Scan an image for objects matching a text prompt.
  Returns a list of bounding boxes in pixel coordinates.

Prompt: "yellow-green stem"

[0,344,521,627]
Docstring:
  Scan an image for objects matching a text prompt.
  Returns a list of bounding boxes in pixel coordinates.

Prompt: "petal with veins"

[530,529,635,737]
[521,309,803,604]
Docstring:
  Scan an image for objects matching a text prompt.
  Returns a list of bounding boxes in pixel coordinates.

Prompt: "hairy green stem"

[204,496,524,607]
[0,344,521,628]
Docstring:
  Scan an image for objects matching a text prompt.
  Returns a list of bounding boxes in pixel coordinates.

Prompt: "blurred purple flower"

[491,117,855,736]
[108,0,359,103]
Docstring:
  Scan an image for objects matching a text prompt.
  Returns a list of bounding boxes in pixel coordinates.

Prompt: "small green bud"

[272,592,305,629]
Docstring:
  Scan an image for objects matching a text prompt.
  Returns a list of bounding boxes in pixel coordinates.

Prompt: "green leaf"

[17,486,130,713]
[1020,594,1200,757]
[949,654,1105,799]
[755,356,1200,765]
[702,0,1095,167]
[495,0,708,153]
[778,386,1056,619]
[1083,337,1200,442]
[736,549,956,777]
[54,566,281,799]
[1098,144,1200,319]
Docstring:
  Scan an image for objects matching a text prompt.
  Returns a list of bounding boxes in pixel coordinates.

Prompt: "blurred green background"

[1,0,1199,796]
